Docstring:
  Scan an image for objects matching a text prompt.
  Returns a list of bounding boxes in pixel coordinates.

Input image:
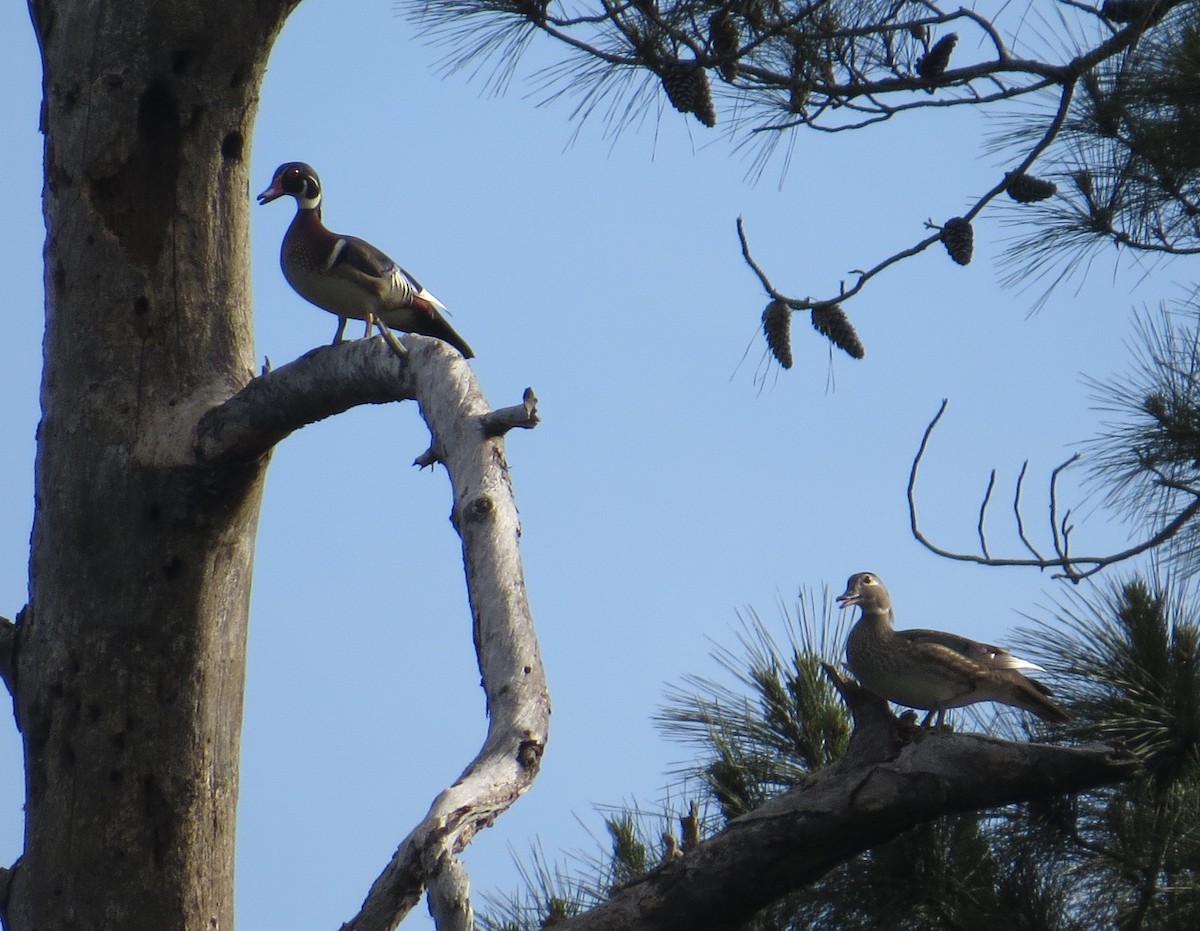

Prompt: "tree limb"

[308,337,547,931]
[908,399,1200,580]
[194,337,422,465]
[479,386,541,439]
[409,1,1197,363]
[548,665,1138,931]
[196,334,548,929]
[424,850,474,931]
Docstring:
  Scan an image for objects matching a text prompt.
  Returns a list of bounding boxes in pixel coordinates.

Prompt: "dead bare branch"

[424,851,474,931]
[331,337,549,931]
[199,335,548,930]
[1049,454,1084,578]
[194,337,421,465]
[736,216,786,303]
[979,470,996,560]
[1014,461,1046,562]
[480,387,541,438]
[909,399,1200,581]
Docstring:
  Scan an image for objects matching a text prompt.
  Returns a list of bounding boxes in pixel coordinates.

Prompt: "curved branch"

[978,470,996,560]
[313,337,548,931]
[909,399,1200,580]
[736,216,787,302]
[195,337,420,465]
[1049,453,1081,573]
[742,74,1078,339]
[198,335,548,930]
[1014,461,1046,562]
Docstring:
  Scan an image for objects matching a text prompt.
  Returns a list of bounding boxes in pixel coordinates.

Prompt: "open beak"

[256,181,283,205]
[835,590,858,609]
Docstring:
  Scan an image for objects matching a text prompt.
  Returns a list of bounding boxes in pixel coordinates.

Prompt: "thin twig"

[979,470,996,560]
[1048,454,1082,571]
[1014,461,1045,562]
[736,216,785,302]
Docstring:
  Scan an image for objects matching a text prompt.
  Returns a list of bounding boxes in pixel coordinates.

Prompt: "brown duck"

[837,572,1070,725]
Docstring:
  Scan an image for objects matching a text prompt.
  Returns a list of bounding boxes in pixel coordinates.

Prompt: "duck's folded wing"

[331,234,394,279]
[894,629,1069,721]
[900,628,1044,671]
[889,630,986,689]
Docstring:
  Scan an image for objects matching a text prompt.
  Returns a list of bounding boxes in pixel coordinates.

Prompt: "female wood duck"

[257,162,475,358]
[837,572,1070,725]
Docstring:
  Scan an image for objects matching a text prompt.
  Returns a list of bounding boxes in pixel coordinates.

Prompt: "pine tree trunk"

[5,1,294,926]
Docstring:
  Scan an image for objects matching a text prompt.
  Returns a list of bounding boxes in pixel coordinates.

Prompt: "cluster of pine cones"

[763,300,865,369]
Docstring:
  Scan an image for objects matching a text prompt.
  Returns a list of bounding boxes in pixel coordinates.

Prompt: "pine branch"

[547,685,1137,931]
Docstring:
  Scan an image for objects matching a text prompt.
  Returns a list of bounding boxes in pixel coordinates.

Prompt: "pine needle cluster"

[1085,297,1200,575]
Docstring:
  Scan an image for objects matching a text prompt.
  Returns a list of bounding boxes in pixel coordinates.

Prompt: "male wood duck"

[257,162,475,358]
[837,572,1070,725]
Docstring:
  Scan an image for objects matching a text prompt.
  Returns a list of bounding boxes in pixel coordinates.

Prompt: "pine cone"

[1073,169,1095,200]
[692,71,717,127]
[916,33,957,83]
[662,62,717,127]
[739,1,766,34]
[709,10,741,82]
[762,299,793,369]
[1005,172,1058,203]
[1144,392,1169,423]
[1101,0,1161,22]
[517,0,549,25]
[789,78,812,115]
[811,304,864,359]
[941,216,974,265]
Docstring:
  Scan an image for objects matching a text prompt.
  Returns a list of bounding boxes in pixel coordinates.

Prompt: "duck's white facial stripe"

[326,238,346,269]
[297,189,321,211]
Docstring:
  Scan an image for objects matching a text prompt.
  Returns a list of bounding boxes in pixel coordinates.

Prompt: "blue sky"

[0,2,1186,928]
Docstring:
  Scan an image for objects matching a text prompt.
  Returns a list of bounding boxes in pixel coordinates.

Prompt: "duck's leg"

[332,317,348,345]
[374,318,408,359]
[362,314,374,339]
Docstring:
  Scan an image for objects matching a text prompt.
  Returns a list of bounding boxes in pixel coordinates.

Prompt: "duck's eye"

[281,168,310,195]
[862,574,874,585]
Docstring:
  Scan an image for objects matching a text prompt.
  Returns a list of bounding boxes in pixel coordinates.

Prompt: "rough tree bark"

[4,1,296,927]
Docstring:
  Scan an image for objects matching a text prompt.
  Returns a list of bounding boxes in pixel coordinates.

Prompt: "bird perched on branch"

[836,572,1070,726]
[257,162,475,358]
